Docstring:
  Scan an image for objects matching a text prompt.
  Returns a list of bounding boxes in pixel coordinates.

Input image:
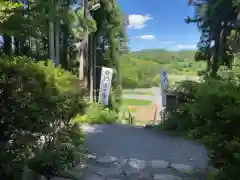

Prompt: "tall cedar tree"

[93,0,127,111]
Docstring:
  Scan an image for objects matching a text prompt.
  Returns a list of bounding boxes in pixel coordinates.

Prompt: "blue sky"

[117,0,200,51]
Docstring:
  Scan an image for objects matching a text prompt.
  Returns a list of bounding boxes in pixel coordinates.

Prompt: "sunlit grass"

[122,99,152,106]
[134,122,146,127]
[124,91,153,95]
[128,107,137,113]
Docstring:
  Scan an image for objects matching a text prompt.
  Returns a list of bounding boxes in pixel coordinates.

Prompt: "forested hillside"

[120,49,205,88]
[128,49,195,63]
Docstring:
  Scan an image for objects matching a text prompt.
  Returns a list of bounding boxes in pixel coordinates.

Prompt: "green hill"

[127,49,196,63]
[120,49,205,88]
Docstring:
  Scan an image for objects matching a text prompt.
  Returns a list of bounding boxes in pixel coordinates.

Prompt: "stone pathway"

[78,124,209,180]
[79,153,208,180]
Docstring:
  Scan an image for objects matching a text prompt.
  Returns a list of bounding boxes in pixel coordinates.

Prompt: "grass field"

[128,107,137,113]
[122,99,152,106]
[123,91,153,96]
[168,74,200,82]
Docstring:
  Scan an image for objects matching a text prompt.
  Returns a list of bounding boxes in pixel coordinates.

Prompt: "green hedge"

[73,103,117,124]
[157,76,240,180]
[0,56,86,179]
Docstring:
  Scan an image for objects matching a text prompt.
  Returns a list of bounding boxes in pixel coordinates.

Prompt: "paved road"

[79,124,209,180]
[123,87,162,121]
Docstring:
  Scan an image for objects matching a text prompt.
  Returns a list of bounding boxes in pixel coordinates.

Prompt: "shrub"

[109,84,123,112]
[73,103,117,124]
[158,77,240,180]
[192,79,240,180]
[0,56,86,179]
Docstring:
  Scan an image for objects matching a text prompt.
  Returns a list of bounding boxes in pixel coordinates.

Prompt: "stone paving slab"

[153,174,181,180]
[79,154,208,180]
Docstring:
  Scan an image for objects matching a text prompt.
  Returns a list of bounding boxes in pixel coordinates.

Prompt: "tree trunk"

[49,21,55,63]
[55,21,60,65]
[14,38,20,55]
[211,33,220,77]
[61,24,69,70]
[20,39,29,55]
[36,38,40,59]
[3,34,12,55]
[206,32,212,74]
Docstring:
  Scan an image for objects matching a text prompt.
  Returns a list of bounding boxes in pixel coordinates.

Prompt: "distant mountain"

[128,49,196,63]
[120,49,202,88]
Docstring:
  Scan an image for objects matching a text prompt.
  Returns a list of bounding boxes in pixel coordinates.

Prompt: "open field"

[123,91,153,95]
[122,74,200,125]
[168,74,200,82]
[122,88,159,125]
[128,105,157,124]
[122,98,152,106]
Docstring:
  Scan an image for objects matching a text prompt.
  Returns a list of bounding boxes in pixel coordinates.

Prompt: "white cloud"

[128,14,153,29]
[175,44,197,50]
[136,35,156,40]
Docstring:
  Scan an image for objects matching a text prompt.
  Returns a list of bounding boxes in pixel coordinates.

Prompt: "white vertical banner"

[98,67,113,105]
[160,70,168,110]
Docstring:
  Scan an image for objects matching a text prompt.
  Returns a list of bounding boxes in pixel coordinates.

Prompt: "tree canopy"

[186,0,240,77]
[0,0,127,179]
[92,0,127,110]
[120,49,205,88]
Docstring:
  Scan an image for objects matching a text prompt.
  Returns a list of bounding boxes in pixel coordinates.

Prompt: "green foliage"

[0,56,86,179]
[0,0,96,72]
[187,0,238,76]
[73,103,117,124]
[128,107,137,113]
[0,0,126,179]
[128,49,196,63]
[70,8,97,40]
[0,1,21,23]
[109,84,123,112]
[123,90,153,95]
[120,55,159,88]
[122,99,152,106]
[27,124,84,179]
[120,50,205,88]
[119,106,135,125]
[158,75,240,180]
[93,0,127,111]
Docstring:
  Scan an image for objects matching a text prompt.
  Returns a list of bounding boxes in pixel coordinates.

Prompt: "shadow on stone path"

[78,124,209,180]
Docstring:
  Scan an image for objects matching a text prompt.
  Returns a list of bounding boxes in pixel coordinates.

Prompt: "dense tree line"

[0,0,126,179]
[186,0,240,77]
[120,49,205,88]
[92,0,127,111]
